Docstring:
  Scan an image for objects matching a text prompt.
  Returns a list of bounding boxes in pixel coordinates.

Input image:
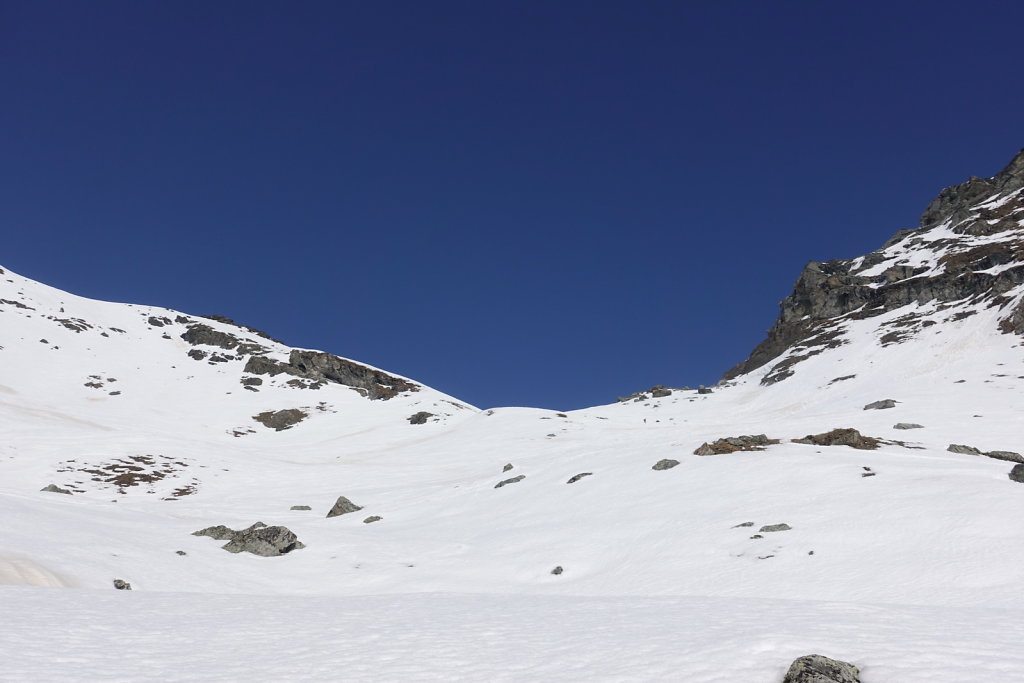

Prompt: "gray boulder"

[759,523,791,532]
[503,463,514,472]
[652,459,680,470]
[40,483,72,495]
[551,566,564,575]
[782,654,860,683]
[864,399,897,410]
[893,423,923,430]
[326,496,364,518]
[985,450,1024,464]
[793,429,880,450]
[947,443,982,455]
[222,523,305,556]
[112,579,132,591]
[566,472,593,484]
[650,385,673,398]
[495,475,525,489]
[1009,464,1024,483]
[290,505,312,511]
[407,411,434,425]
[697,385,713,394]
[694,434,778,455]
[192,522,304,557]
[363,515,382,524]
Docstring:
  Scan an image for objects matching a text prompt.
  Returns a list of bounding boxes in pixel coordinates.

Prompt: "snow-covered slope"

[3,150,1024,681]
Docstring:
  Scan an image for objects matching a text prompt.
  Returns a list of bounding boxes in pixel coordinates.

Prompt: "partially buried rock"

[495,475,525,489]
[864,399,897,410]
[759,523,791,532]
[192,522,304,557]
[40,483,72,495]
[326,496,363,518]
[1009,464,1024,483]
[985,450,1024,464]
[503,463,514,472]
[782,654,860,683]
[566,472,593,484]
[793,429,880,450]
[112,579,132,591]
[551,566,563,575]
[363,515,382,524]
[407,411,434,425]
[252,408,308,431]
[947,443,982,455]
[893,423,924,430]
[694,434,777,455]
[290,505,312,511]
[652,459,679,470]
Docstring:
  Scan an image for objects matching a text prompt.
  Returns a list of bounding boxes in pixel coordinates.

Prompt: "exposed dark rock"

[199,315,284,343]
[252,408,308,431]
[794,429,880,450]
[566,472,593,484]
[40,484,72,494]
[893,423,924,430]
[326,496,364,518]
[947,443,982,455]
[551,566,563,575]
[759,523,791,532]
[175,550,187,556]
[240,376,263,386]
[243,350,418,400]
[782,654,860,683]
[732,522,754,528]
[495,475,526,489]
[652,459,680,470]
[408,411,434,425]
[113,579,132,590]
[503,463,514,472]
[694,434,778,455]
[1009,464,1024,483]
[192,522,306,557]
[147,316,168,327]
[828,374,856,384]
[650,385,673,398]
[290,505,312,511]
[864,399,897,410]
[697,385,713,394]
[187,349,207,361]
[363,515,382,524]
[985,450,1024,463]
[180,323,267,355]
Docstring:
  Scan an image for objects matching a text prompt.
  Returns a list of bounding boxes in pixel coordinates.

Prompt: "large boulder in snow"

[252,408,308,431]
[863,399,897,410]
[326,496,363,518]
[192,522,305,557]
[1009,464,1024,483]
[694,434,778,455]
[782,654,860,683]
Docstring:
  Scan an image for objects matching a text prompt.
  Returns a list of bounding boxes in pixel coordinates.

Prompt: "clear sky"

[2,1,1022,410]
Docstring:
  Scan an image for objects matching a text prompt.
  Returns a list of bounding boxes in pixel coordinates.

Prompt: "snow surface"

[2,263,1024,681]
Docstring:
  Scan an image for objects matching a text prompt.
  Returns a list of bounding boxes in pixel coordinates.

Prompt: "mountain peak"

[920,147,1024,229]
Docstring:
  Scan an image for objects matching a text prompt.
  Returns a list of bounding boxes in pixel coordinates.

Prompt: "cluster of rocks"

[694,434,778,456]
[192,522,305,557]
[616,384,711,402]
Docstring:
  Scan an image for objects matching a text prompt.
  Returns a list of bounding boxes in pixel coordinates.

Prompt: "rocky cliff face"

[725,148,1024,384]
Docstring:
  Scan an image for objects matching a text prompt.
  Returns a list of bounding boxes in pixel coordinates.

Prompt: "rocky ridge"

[725,148,1024,384]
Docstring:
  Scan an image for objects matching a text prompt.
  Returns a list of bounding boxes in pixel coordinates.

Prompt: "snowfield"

[2,254,1024,681]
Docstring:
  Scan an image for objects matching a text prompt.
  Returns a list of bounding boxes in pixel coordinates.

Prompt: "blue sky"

[3,1,1022,410]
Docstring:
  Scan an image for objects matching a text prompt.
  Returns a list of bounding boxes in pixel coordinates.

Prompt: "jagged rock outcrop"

[694,434,778,455]
[326,496,363,518]
[793,429,880,450]
[725,149,1024,384]
[243,350,418,400]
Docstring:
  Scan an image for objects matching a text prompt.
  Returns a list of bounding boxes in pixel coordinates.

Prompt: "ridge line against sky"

[2,0,1023,410]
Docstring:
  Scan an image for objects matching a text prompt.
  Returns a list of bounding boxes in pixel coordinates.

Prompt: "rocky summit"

[2,150,1024,681]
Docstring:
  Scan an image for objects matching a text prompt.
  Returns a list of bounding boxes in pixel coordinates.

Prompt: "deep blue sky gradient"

[3,1,1023,409]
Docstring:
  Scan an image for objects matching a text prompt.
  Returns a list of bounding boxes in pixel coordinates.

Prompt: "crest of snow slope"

[3,151,1024,681]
